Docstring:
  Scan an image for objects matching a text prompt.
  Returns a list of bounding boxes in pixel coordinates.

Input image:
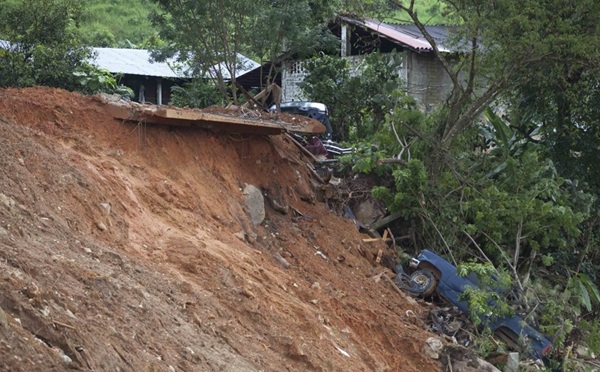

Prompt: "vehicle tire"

[394,269,438,297]
[409,269,438,297]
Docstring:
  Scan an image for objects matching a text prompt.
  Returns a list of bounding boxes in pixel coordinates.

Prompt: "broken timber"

[101,95,325,135]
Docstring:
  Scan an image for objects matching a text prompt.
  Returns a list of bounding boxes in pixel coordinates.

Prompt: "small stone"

[96,222,108,231]
[246,232,257,243]
[0,306,8,328]
[59,351,72,363]
[505,352,519,372]
[422,337,444,359]
[288,340,305,359]
[100,203,111,215]
[576,344,596,359]
[0,193,15,209]
[273,252,290,269]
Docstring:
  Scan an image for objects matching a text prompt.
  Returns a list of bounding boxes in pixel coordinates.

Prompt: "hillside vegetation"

[0,0,445,47]
[78,0,158,47]
[0,0,157,47]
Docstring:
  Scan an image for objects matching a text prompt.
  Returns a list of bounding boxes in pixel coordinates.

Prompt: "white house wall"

[281,60,308,102]
[281,51,454,112]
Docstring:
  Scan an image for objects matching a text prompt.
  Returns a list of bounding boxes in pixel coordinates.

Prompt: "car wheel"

[410,269,438,297]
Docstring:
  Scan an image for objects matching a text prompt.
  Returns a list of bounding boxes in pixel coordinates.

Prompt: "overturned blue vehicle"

[395,249,553,362]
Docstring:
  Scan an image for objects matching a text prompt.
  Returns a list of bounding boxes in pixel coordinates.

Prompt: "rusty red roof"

[339,16,454,53]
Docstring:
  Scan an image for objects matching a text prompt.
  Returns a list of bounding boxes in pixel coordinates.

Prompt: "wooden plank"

[103,97,325,135]
[382,273,418,305]
[372,212,403,231]
[285,133,319,162]
[362,238,393,243]
[362,238,382,243]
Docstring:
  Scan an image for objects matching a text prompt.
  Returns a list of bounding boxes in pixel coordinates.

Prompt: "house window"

[289,61,305,75]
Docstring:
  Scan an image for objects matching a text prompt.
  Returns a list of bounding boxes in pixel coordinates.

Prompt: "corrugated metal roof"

[91,47,260,79]
[0,39,17,52]
[0,42,259,79]
[340,16,454,53]
[383,24,453,52]
[92,48,183,78]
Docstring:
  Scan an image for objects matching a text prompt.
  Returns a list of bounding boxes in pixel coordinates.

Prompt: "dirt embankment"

[0,87,438,371]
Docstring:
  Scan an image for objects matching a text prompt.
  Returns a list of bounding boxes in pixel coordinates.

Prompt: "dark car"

[271,101,333,137]
[271,101,353,158]
[396,249,553,362]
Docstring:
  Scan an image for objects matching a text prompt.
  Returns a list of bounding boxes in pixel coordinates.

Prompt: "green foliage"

[464,151,586,264]
[299,52,405,140]
[150,0,338,104]
[0,0,92,90]
[567,273,600,314]
[73,64,133,97]
[382,0,450,25]
[249,1,338,64]
[516,71,600,222]
[384,0,600,148]
[474,327,498,358]
[456,262,513,328]
[372,159,427,219]
[0,0,159,47]
[365,98,594,362]
[580,319,600,355]
[169,79,222,109]
[539,290,574,348]
[79,0,158,47]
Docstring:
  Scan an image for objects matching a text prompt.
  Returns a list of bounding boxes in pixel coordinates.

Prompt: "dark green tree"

[149,0,339,104]
[300,52,405,140]
[0,0,92,89]
[387,0,600,148]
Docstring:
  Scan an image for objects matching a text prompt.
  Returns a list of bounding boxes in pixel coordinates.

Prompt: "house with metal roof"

[244,16,459,110]
[91,47,186,105]
[91,47,259,105]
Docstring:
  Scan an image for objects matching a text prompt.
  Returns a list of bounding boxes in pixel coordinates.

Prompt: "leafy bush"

[299,52,404,141]
[0,0,92,90]
[580,319,600,355]
[456,262,513,328]
[73,64,133,98]
[169,79,222,108]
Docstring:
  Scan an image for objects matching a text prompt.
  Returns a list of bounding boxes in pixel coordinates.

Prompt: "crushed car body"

[395,249,553,362]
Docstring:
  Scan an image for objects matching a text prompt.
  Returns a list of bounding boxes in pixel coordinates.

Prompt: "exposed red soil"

[0,87,439,371]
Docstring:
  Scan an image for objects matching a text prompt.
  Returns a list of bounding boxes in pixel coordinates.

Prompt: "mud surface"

[0,87,438,371]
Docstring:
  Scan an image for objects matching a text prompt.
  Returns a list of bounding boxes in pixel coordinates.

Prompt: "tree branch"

[480,231,525,293]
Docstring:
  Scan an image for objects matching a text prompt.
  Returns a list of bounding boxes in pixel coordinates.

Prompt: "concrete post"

[157,79,163,105]
[341,24,351,57]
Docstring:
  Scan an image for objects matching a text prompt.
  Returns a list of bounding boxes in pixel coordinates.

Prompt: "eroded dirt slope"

[0,87,438,371]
